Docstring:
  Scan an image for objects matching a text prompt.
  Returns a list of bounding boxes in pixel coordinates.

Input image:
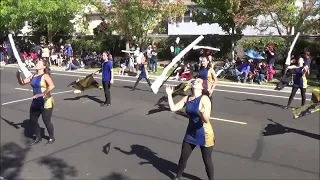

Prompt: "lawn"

[218,75,319,90]
[91,64,319,90]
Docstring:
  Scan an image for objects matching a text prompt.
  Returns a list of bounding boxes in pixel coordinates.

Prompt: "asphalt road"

[1,66,319,180]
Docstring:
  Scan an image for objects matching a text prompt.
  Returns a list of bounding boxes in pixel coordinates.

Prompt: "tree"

[92,0,187,49]
[0,0,34,38]
[0,0,90,42]
[256,0,320,37]
[192,0,261,60]
[28,0,90,42]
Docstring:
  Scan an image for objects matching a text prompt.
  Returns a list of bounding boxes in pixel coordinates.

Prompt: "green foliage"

[239,37,320,63]
[240,37,286,60]
[0,0,90,41]
[92,0,187,44]
[72,39,104,54]
[256,0,320,36]
[0,0,34,37]
[192,0,260,35]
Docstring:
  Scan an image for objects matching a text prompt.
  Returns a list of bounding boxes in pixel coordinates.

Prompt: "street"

[1,66,319,180]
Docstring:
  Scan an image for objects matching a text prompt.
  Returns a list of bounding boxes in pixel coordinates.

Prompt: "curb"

[0,64,313,92]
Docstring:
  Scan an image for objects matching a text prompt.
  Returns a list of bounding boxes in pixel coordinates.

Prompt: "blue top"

[293,67,307,88]
[199,67,208,89]
[101,61,113,82]
[237,63,250,73]
[30,74,54,109]
[139,64,147,78]
[67,46,73,57]
[184,95,214,147]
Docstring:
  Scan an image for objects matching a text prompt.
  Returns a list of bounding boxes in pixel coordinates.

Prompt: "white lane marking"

[210,117,247,125]
[46,72,310,101]
[6,65,309,94]
[2,70,310,101]
[15,88,32,91]
[214,89,310,101]
[1,90,73,105]
[217,84,312,95]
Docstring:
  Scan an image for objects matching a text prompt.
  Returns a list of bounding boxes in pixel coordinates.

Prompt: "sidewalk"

[1,63,313,92]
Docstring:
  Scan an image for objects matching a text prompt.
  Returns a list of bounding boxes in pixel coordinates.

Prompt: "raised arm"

[166,85,188,112]
[303,65,309,75]
[286,65,298,69]
[16,71,32,85]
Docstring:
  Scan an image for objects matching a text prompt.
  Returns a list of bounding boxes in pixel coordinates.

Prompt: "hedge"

[69,35,320,64]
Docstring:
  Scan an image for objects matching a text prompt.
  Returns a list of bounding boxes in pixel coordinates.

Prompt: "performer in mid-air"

[93,52,114,107]
[166,78,214,180]
[284,57,309,109]
[16,59,55,146]
[131,55,152,91]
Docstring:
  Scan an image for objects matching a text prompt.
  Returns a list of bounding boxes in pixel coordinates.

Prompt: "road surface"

[1,66,319,180]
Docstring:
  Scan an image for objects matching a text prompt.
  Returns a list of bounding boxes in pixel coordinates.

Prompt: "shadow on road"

[1,117,49,140]
[122,85,153,93]
[244,99,284,108]
[0,138,30,180]
[0,135,77,180]
[113,144,201,180]
[38,156,78,180]
[147,104,188,119]
[64,95,104,104]
[100,172,130,180]
[263,119,320,140]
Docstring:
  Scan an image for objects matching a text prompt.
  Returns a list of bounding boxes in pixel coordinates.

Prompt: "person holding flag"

[93,52,114,107]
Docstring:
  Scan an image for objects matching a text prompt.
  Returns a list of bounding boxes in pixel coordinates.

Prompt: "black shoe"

[130,88,135,91]
[45,138,55,145]
[30,138,42,146]
[283,106,289,109]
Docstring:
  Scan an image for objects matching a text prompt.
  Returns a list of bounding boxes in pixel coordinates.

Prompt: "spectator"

[257,63,267,85]
[235,60,250,83]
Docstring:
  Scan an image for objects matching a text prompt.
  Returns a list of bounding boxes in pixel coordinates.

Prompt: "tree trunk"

[125,39,130,50]
[231,26,235,61]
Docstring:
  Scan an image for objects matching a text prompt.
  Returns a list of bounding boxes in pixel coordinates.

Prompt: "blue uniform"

[139,63,147,78]
[199,67,214,90]
[101,61,113,82]
[30,74,54,109]
[184,95,214,147]
[293,67,307,88]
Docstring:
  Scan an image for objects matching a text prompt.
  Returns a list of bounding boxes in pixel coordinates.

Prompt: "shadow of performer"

[114,145,201,180]
[1,117,49,140]
[263,119,320,140]
[100,172,130,180]
[244,99,284,108]
[147,104,189,119]
[64,95,104,104]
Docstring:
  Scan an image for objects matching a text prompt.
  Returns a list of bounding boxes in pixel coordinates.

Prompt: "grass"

[88,64,320,90]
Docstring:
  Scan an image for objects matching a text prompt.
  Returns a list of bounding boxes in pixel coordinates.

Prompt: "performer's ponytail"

[43,59,51,76]
[201,81,210,97]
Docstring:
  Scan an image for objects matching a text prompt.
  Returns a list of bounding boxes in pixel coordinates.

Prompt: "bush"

[239,37,320,64]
